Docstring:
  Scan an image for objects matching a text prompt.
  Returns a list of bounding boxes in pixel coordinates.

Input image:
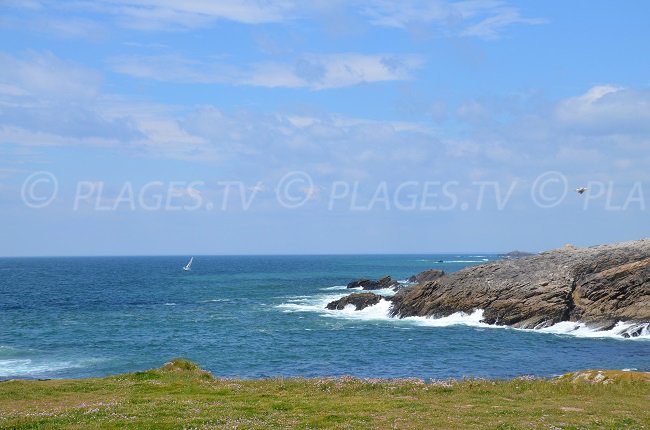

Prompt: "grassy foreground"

[0,360,648,429]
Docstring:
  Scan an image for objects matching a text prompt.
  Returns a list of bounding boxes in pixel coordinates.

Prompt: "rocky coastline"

[328,239,650,337]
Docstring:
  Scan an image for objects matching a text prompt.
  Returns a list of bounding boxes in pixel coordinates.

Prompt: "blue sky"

[1,0,649,256]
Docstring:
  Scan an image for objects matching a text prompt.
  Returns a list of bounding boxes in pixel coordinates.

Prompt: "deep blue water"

[1,255,648,380]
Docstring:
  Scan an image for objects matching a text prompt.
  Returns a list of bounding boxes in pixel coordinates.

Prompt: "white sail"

[183,257,193,271]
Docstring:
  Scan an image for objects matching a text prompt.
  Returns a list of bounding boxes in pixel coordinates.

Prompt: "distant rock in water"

[407,269,445,284]
[326,293,386,311]
[503,250,536,258]
[347,276,399,291]
[390,238,650,333]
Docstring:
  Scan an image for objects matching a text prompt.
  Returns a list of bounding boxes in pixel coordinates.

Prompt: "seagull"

[576,187,587,195]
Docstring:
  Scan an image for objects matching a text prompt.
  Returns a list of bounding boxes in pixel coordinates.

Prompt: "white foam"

[322,299,394,321]
[397,279,413,284]
[0,345,20,355]
[276,293,345,313]
[278,292,649,341]
[278,292,488,328]
[402,309,491,328]
[321,285,348,291]
[320,302,491,328]
[534,321,650,340]
[0,358,94,378]
[367,287,398,297]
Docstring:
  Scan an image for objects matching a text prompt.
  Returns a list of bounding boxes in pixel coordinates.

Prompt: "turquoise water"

[1,255,648,380]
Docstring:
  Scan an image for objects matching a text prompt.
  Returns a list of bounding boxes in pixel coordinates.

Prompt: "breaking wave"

[533,321,650,339]
[0,355,108,379]
[277,289,650,340]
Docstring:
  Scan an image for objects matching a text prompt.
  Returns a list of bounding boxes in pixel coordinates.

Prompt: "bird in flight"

[576,187,587,194]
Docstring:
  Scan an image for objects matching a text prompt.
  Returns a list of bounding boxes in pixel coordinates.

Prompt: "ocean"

[1,255,648,380]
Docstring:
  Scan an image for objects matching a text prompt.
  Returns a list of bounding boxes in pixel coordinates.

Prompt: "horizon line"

[0,251,527,259]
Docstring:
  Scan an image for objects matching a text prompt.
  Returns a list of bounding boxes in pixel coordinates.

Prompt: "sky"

[1,0,649,256]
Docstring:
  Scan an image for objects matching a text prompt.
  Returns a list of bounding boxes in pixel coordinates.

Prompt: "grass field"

[1,359,648,429]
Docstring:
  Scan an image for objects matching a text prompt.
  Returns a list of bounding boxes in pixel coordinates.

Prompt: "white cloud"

[58,0,295,30]
[4,51,648,188]
[362,0,456,28]
[362,0,545,39]
[7,0,543,38]
[32,16,106,39]
[0,52,101,100]
[456,99,488,121]
[108,53,423,89]
[0,52,440,169]
[0,126,123,148]
[459,5,545,39]
[555,85,650,135]
[0,52,143,144]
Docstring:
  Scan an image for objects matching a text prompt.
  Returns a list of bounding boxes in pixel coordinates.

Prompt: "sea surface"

[1,255,648,380]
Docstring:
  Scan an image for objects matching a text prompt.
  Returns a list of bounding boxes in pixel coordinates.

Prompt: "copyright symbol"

[276,171,314,209]
[21,171,58,209]
[531,171,567,209]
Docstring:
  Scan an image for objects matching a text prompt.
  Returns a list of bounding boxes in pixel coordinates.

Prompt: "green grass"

[0,359,648,429]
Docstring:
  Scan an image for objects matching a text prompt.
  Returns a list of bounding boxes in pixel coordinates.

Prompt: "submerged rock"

[390,238,650,329]
[326,292,386,311]
[347,276,399,290]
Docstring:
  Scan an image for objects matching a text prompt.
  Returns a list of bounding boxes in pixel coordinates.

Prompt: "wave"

[402,309,491,328]
[0,359,75,377]
[276,293,345,313]
[366,287,398,297]
[323,299,395,321]
[0,345,21,356]
[278,294,650,340]
[0,357,107,378]
[534,321,650,339]
[320,285,348,291]
[276,292,487,326]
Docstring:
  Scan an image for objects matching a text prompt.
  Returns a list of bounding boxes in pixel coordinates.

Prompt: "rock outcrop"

[347,276,399,291]
[503,250,535,258]
[326,293,386,311]
[390,239,650,331]
[407,269,445,284]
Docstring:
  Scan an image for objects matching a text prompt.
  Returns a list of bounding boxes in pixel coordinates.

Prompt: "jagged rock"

[326,293,386,311]
[407,269,445,284]
[390,239,650,329]
[347,276,399,290]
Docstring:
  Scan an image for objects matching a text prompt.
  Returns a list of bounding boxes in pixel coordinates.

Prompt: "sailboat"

[183,257,193,271]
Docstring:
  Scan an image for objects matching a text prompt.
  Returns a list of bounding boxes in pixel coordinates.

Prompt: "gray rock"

[390,239,650,330]
[326,293,386,311]
[347,276,399,290]
[407,269,445,284]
